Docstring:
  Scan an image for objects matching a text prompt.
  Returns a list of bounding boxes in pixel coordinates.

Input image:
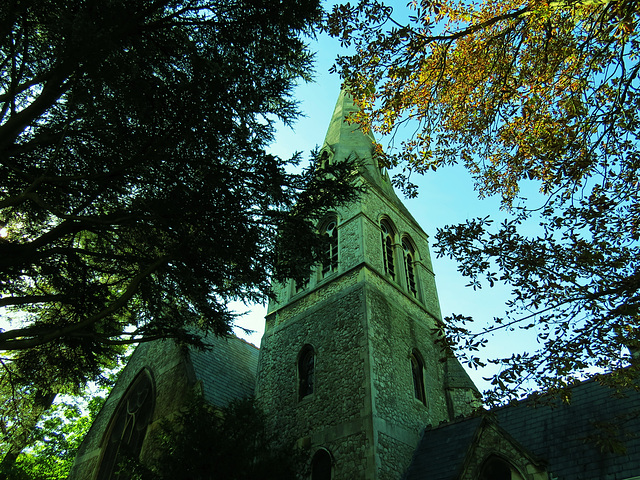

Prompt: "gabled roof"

[404,414,545,480]
[404,416,484,480]
[187,334,259,408]
[405,377,640,480]
[495,378,640,479]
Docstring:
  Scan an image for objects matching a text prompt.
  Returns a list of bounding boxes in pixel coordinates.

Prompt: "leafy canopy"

[0,0,359,397]
[2,390,108,480]
[0,355,119,479]
[325,0,640,401]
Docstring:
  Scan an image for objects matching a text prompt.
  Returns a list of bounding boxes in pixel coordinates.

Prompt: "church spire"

[323,89,377,161]
[256,88,481,480]
[323,89,422,231]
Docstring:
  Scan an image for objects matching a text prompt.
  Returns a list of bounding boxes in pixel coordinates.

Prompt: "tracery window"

[298,345,315,400]
[380,220,395,280]
[97,369,155,480]
[311,448,332,480]
[402,238,418,297]
[321,219,338,277]
[410,350,426,405]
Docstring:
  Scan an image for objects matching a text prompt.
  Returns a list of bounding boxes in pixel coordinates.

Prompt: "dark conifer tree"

[0,0,358,467]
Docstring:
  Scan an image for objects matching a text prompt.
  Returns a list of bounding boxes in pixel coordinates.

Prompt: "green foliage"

[0,0,359,404]
[0,351,124,478]
[123,396,303,480]
[1,390,107,480]
[325,0,640,402]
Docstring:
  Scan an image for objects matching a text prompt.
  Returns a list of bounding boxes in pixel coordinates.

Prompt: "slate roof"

[405,377,640,480]
[187,334,259,408]
[496,378,640,479]
[404,416,484,480]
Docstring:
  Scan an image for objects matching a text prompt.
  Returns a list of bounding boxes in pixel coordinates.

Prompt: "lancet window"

[402,238,418,297]
[380,220,395,280]
[410,350,426,406]
[298,345,315,400]
[319,149,331,169]
[321,219,338,277]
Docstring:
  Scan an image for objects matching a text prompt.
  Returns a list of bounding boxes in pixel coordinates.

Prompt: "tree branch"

[0,254,171,350]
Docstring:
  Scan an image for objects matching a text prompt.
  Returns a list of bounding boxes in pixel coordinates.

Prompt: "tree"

[0,355,119,479]
[121,396,303,480]
[2,390,108,480]
[325,0,640,402]
[0,363,56,477]
[0,0,360,465]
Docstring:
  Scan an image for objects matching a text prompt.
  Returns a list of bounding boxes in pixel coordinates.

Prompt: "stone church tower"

[255,90,479,480]
[70,89,640,480]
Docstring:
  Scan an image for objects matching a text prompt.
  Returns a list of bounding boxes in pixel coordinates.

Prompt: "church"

[69,91,640,480]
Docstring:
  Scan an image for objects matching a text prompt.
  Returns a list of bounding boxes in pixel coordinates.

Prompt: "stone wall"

[358,181,440,322]
[257,165,479,479]
[256,281,373,478]
[447,386,482,419]
[365,275,453,478]
[319,431,371,479]
[377,432,416,480]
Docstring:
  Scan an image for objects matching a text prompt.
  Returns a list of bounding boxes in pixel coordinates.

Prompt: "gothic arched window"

[479,455,524,480]
[402,238,418,297]
[298,345,315,400]
[380,220,395,280]
[321,219,338,277]
[319,149,331,169]
[97,369,155,480]
[410,350,426,405]
[311,448,332,480]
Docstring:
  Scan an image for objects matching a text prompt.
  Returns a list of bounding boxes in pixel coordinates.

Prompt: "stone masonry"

[255,90,479,480]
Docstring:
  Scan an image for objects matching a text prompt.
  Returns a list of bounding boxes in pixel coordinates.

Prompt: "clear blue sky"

[231,24,524,391]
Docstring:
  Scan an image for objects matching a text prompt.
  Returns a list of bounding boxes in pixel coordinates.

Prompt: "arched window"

[319,149,331,169]
[402,238,418,297]
[479,455,524,480]
[311,448,332,480]
[410,350,426,405]
[321,219,338,277]
[97,369,155,480]
[380,220,395,280]
[298,345,315,400]
[295,279,308,293]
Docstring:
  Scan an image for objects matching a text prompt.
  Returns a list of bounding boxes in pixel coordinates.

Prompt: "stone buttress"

[255,91,480,480]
